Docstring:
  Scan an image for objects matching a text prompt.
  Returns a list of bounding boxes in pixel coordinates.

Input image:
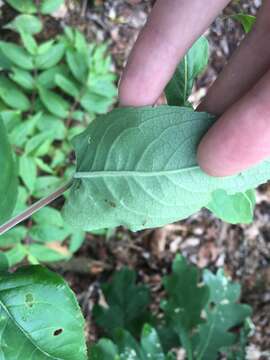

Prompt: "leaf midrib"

[74,165,202,178]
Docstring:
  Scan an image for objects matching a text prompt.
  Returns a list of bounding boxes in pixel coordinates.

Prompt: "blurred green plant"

[0,0,117,267]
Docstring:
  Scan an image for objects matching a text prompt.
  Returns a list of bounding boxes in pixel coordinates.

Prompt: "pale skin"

[119,0,270,177]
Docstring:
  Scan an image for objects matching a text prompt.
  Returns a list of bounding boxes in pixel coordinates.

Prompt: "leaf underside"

[63,106,270,232]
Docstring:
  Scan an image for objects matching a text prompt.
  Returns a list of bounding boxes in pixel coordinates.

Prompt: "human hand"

[119,0,270,177]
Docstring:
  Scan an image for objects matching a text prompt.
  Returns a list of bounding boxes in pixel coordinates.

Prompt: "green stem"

[0,180,73,236]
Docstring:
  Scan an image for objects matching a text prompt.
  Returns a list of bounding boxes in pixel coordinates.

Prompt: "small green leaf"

[93,267,151,338]
[193,269,252,360]
[233,14,256,33]
[38,86,69,118]
[36,43,65,70]
[55,73,80,98]
[5,0,37,14]
[0,266,87,359]
[9,112,40,147]
[35,157,54,174]
[0,253,9,272]
[0,75,31,111]
[19,31,38,55]
[0,41,33,70]
[66,48,88,83]
[4,14,43,34]
[27,244,71,262]
[37,64,69,89]
[81,91,115,114]
[89,339,119,360]
[165,37,209,106]
[24,131,53,155]
[9,67,35,90]
[19,155,37,193]
[40,0,65,14]
[33,207,63,227]
[0,226,27,248]
[69,231,85,253]
[4,244,26,267]
[33,176,63,198]
[29,225,70,243]
[207,189,256,224]
[0,118,18,225]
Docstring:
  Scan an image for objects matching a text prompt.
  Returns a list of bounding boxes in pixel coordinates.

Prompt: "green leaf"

[0,226,26,248]
[0,41,33,70]
[35,157,54,174]
[233,14,256,33]
[162,255,209,352]
[93,267,151,338]
[24,131,53,155]
[55,73,80,98]
[193,269,252,360]
[38,86,69,118]
[19,155,37,193]
[40,0,65,14]
[19,31,38,55]
[12,186,29,215]
[5,0,36,13]
[69,231,85,253]
[89,339,119,360]
[0,253,9,272]
[0,118,18,225]
[4,14,43,34]
[0,75,31,111]
[36,113,67,140]
[33,207,63,227]
[207,189,256,224]
[37,64,69,89]
[165,37,209,106]
[33,176,63,198]
[4,244,26,267]
[0,266,87,359]
[29,225,70,243]
[63,106,270,232]
[9,67,35,90]
[81,91,115,114]
[36,43,65,70]
[27,244,71,262]
[9,112,40,147]
[66,48,88,83]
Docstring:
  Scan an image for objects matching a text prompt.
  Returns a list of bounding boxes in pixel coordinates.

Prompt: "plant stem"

[0,180,73,236]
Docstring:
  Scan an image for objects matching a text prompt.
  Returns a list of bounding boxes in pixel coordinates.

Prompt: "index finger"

[119,0,230,107]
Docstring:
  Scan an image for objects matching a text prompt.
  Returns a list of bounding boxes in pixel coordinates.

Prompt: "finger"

[198,66,270,177]
[199,0,270,115]
[119,0,230,107]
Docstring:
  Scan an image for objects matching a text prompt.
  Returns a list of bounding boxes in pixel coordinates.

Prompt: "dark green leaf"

[165,37,208,106]
[162,255,209,350]
[0,253,9,272]
[0,118,18,225]
[0,41,33,70]
[207,189,256,224]
[0,266,87,359]
[93,267,151,338]
[0,75,31,111]
[89,339,119,360]
[5,0,36,14]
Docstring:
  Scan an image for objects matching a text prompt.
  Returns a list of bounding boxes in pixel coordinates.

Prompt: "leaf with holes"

[0,266,87,359]
[0,118,18,225]
[63,106,270,232]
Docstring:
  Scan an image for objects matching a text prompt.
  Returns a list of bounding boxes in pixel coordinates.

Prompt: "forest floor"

[13,0,270,358]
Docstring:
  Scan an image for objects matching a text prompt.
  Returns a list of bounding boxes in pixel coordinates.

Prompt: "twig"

[0,180,73,236]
